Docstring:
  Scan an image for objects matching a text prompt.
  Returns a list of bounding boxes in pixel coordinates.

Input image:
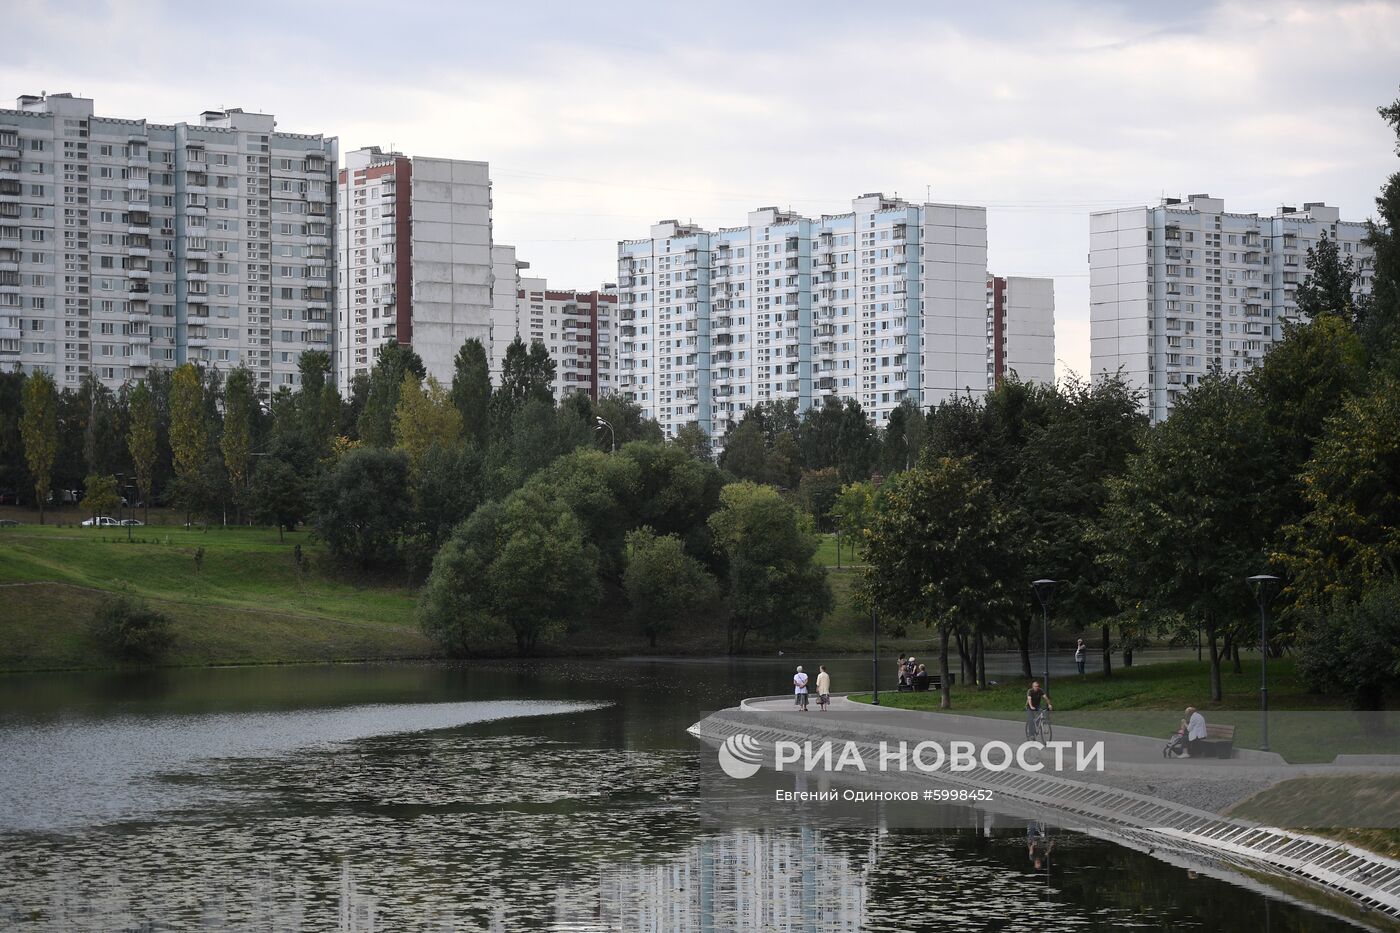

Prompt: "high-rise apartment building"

[335,146,493,393]
[986,275,1055,389]
[514,278,618,399]
[1090,194,1373,420]
[489,243,528,380]
[616,193,989,440]
[1,92,337,393]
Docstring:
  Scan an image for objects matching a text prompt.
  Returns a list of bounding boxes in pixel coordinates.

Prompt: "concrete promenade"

[690,695,1400,922]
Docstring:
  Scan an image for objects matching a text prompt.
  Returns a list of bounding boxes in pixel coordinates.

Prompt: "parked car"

[0,518,20,527]
[119,519,144,526]
[0,489,18,506]
[81,516,122,527]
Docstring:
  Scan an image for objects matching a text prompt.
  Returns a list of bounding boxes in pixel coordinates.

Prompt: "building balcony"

[307,234,329,247]
[126,267,150,279]
[306,273,330,287]
[187,336,208,349]
[127,282,150,295]
[307,188,330,203]
[0,162,19,181]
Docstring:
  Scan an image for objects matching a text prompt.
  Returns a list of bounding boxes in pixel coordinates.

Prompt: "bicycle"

[1031,708,1053,744]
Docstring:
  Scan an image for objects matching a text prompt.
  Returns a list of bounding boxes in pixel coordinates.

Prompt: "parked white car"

[119,519,144,526]
[81,516,122,527]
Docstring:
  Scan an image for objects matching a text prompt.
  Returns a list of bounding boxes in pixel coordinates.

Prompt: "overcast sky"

[7,0,1399,379]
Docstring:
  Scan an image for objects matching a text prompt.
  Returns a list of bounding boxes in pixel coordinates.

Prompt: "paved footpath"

[729,695,1398,813]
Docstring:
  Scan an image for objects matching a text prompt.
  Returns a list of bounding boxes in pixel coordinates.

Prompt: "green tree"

[673,422,712,462]
[624,527,720,647]
[830,480,876,565]
[1295,232,1360,324]
[797,468,842,532]
[861,457,1014,708]
[248,457,307,542]
[91,595,174,663]
[357,341,426,446]
[168,364,206,482]
[1019,373,1145,678]
[220,366,257,518]
[418,487,599,655]
[490,336,556,432]
[127,381,157,524]
[450,338,492,442]
[405,441,483,577]
[592,393,665,450]
[19,371,58,524]
[1296,579,1400,711]
[798,397,844,471]
[717,418,767,483]
[1278,375,1400,610]
[297,350,338,457]
[393,373,462,475]
[835,399,876,482]
[1101,376,1282,700]
[1248,314,1366,479]
[1359,92,1400,366]
[81,473,120,525]
[708,482,832,653]
[315,447,413,571]
[618,440,726,564]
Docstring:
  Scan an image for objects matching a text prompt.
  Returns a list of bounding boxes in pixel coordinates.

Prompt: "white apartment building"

[0,93,337,393]
[986,275,1055,389]
[616,193,988,440]
[514,277,618,399]
[335,146,493,393]
[1090,194,1373,420]
[488,243,527,380]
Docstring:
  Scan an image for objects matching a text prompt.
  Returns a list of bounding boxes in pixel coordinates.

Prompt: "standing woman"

[793,666,809,711]
[816,665,831,711]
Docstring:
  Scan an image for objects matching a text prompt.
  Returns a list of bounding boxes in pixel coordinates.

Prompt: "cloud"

[3,0,1397,381]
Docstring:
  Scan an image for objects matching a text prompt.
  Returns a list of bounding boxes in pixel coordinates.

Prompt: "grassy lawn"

[0,524,430,670]
[1229,776,1400,859]
[814,533,863,569]
[848,659,1400,763]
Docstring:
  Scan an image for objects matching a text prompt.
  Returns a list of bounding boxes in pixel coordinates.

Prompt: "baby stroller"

[1163,729,1187,758]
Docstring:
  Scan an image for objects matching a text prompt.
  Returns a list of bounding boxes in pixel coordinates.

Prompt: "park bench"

[1197,723,1236,758]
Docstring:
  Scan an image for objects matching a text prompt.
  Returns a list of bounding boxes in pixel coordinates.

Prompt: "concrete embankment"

[690,696,1400,926]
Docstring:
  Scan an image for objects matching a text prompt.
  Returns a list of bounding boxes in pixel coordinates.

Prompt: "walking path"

[690,695,1400,923]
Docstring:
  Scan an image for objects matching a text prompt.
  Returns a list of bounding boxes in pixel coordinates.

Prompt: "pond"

[0,654,1366,930]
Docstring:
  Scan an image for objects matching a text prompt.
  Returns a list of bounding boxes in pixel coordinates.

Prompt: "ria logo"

[717,733,764,779]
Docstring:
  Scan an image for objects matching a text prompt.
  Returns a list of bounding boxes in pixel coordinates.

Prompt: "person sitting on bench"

[913,663,931,692]
[1182,706,1207,757]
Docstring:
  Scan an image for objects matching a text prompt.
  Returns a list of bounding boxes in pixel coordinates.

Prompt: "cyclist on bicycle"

[1025,680,1052,740]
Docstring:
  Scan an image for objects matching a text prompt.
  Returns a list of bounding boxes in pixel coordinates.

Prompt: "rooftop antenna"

[926,184,931,202]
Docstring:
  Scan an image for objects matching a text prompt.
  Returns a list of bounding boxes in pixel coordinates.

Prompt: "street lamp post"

[595,416,616,453]
[1032,580,1059,697]
[871,603,880,706]
[1247,574,1281,752]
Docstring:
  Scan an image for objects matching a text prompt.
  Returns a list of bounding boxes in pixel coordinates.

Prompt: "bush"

[91,595,175,663]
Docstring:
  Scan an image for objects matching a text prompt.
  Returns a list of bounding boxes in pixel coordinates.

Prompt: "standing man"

[793,666,809,711]
[1074,638,1087,676]
[1025,680,1051,739]
[816,665,831,711]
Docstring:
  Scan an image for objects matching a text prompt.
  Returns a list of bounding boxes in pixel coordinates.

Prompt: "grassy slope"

[0,524,431,670]
[0,525,882,670]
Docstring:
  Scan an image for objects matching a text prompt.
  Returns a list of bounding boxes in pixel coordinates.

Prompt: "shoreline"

[690,696,1400,927]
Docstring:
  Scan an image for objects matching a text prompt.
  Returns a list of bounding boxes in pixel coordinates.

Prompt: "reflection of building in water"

[553,829,870,932]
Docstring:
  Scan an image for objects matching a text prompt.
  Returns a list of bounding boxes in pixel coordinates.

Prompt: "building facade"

[514,278,618,399]
[986,275,1055,389]
[1090,194,1373,420]
[335,146,493,393]
[616,193,989,440]
[1,93,336,393]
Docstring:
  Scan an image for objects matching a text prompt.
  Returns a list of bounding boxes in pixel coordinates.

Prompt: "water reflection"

[0,659,1370,931]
